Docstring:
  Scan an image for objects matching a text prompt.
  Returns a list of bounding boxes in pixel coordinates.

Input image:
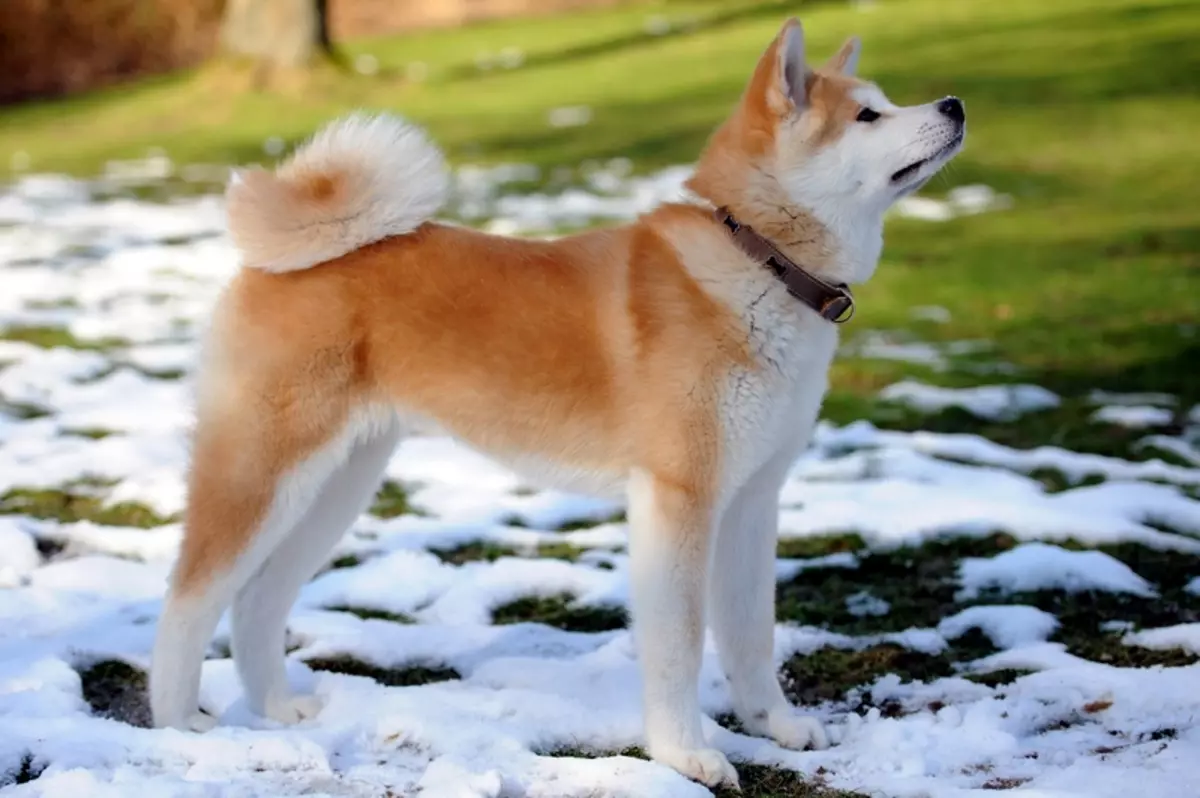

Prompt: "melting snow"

[879,380,1060,420]
[957,543,1158,600]
[0,172,1196,797]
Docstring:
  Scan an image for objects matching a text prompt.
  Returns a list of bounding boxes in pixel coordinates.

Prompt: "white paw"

[264,693,324,724]
[186,711,218,732]
[652,746,740,788]
[767,709,830,751]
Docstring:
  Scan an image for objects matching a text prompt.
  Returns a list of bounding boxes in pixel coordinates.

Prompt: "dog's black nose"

[937,96,965,123]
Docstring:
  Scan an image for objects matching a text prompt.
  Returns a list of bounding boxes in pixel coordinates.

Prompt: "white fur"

[779,84,965,284]
[230,424,401,722]
[626,467,740,789]
[228,112,449,274]
[150,406,398,730]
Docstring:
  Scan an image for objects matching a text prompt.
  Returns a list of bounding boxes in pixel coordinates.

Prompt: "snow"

[845,591,890,618]
[937,605,1059,649]
[1092,405,1174,429]
[1124,624,1200,656]
[0,171,1198,797]
[957,543,1158,600]
[879,380,1060,420]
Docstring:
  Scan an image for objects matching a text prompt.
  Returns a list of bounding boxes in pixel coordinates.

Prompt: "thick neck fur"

[684,134,883,287]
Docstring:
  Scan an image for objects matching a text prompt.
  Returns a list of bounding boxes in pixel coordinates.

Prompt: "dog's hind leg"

[150,391,386,731]
[708,455,829,751]
[230,419,400,723]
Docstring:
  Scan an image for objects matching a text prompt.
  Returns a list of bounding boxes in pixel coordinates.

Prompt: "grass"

[304,656,460,687]
[369,481,420,518]
[0,325,125,351]
[2,1,1199,793]
[2,0,1195,445]
[492,592,628,631]
[76,659,152,728]
[0,487,174,528]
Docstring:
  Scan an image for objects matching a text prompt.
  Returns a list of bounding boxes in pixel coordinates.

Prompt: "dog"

[150,17,964,788]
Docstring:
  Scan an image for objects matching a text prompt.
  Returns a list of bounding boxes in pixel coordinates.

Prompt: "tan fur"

[177,207,753,592]
[173,20,875,594]
[148,20,971,780]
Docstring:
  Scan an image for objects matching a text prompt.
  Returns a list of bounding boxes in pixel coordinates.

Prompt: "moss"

[715,765,869,798]
[369,481,419,518]
[966,668,1034,688]
[982,777,1031,790]
[776,534,1018,635]
[782,630,997,709]
[0,753,45,786]
[304,656,460,687]
[0,325,124,350]
[327,554,362,570]
[0,487,173,527]
[776,533,867,560]
[323,605,413,623]
[61,427,117,440]
[540,745,647,760]
[492,593,627,632]
[432,540,517,565]
[76,659,151,727]
[534,541,587,562]
[0,398,51,420]
[994,541,1200,667]
[554,511,627,532]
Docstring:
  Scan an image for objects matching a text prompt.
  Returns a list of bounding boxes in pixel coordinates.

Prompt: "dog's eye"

[856,108,881,123]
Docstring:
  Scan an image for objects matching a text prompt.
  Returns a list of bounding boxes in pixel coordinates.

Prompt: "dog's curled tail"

[226,112,449,273]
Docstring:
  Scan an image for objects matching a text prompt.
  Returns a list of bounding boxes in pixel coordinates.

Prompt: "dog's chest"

[719,298,838,490]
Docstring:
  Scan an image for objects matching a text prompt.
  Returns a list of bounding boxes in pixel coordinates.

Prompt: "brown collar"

[713,208,855,324]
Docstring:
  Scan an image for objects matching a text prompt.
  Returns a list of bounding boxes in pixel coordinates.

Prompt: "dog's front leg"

[709,462,830,751]
[627,468,739,789]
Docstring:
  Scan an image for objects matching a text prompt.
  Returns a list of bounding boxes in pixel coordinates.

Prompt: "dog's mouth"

[890,132,965,184]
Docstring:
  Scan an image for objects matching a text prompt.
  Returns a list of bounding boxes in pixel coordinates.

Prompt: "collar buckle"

[819,290,855,324]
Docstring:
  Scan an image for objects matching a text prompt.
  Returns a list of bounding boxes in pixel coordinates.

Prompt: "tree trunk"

[219,0,332,69]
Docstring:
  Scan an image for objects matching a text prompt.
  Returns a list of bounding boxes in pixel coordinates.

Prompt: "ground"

[1,0,1199,796]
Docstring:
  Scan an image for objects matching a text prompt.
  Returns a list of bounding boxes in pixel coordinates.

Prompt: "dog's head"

[689,19,965,279]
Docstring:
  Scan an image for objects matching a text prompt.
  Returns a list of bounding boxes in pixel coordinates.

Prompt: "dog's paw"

[767,709,830,751]
[264,694,324,725]
[185,711,218,732]
[651,746,740,788]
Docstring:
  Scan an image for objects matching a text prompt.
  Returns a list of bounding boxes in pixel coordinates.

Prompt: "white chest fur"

[717,279,839,495]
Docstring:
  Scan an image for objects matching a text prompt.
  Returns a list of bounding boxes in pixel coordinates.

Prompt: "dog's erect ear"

[826,36,862,76]
[778,19,810,110]
[770,18,810,113]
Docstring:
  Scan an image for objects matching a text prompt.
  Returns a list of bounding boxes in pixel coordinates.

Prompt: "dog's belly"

[495,451,628,500]
[397,411,628,500]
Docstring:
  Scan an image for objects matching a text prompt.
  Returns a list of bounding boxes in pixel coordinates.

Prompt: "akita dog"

[151,17,964,788]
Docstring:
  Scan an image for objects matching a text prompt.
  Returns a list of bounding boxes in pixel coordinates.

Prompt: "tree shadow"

[438,0,813,83]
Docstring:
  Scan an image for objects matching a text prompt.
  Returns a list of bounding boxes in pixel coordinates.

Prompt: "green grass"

[0,325,125,351]
[492,592,628,631]
[304,656,461,687]
[0,487,174,528]
[369,481,422,518]
[3,0,1195,434]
